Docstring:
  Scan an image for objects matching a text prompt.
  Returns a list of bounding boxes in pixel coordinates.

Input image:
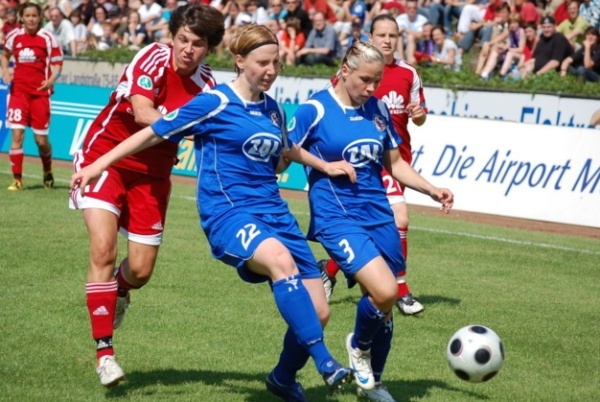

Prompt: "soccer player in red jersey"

[1,2,63,191]
[321,14,429,316]
[68,3,224,387]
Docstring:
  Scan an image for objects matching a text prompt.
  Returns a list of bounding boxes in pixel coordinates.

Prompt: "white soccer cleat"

[397,293,424,315]
[96,355,125,388]
[114,294,130,329]
[346,333,375,390]
[358,382,397,402]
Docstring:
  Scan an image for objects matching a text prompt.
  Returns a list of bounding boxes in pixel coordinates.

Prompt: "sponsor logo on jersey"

[137,75,153,90]
[269,110,281,128]
[287,117,296,131]
[163,109,179,121]
[242,132,282,162]
[373,115,387,132]
[349,116,363,121]
[17,48,36,63]
[342,139,382,167]
[381,91,405,114]
[249,110,262,116]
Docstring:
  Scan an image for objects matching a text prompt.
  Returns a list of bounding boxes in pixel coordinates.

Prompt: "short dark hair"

[169,3,225,50]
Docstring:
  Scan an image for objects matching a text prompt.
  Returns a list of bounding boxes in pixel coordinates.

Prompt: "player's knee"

[370,282,397,312]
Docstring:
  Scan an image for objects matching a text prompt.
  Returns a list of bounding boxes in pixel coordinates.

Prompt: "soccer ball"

[446,325,504,383]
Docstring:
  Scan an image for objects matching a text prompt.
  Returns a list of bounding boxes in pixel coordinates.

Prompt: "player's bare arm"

[283,143,357,182]
[1,48,13,84]
[384,148,454,212]
[71,126,164,194]
[406,102,426,126]
[131,94,164,126]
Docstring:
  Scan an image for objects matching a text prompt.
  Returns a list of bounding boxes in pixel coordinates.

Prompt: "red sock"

[86,281,118,359]
[40,148,52,173]
[325,259,340,278]
[398,227,408,261]
[9,148,24,180]
[396,273,410,298]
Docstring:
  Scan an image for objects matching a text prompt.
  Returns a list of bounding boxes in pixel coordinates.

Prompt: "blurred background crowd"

[1,0,598,81]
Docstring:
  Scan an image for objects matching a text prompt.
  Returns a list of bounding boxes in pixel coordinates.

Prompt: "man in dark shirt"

[524,16,573,77]
[560,26,600,82]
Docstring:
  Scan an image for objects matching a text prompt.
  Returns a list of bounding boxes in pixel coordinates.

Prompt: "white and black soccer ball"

[446,325,505,383]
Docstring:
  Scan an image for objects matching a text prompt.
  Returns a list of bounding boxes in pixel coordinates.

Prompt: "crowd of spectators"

[0,0,598,81]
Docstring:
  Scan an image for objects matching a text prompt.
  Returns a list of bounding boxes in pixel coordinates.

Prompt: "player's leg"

[6,91,27,190]
[70,165,126,387]
[113,173,169,329]
[249,238,349,380]
[83,208,125,387]
[31,95,53,188]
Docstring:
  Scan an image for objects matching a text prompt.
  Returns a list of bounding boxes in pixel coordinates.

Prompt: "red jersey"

[373,59,426,164]
[81,43,216,178]
[4,27,63,96]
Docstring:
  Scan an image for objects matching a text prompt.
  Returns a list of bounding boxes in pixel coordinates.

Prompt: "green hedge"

[80,46,600,98]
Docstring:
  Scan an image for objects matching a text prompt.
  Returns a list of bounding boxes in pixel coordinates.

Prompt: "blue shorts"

[315,221,405,283]
[204,210,320,283]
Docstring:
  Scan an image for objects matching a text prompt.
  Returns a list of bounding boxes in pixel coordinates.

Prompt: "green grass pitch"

[1,160,599,401]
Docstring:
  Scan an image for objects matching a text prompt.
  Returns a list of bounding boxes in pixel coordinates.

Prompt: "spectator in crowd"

[87,5,109,48]
[419,0,445,29]
[1,2,63,191]
[296,11,342,65]
[499,19,537,78]
[96,21,117,50]
[441,0,468,37]
[267,0,287,20]
[456,0,503,55]
[280,15,305,64]
[45,0,75,19]
[431,24,462,70]
[397,0,428,64]
[70,9,89,54]
[284,0,312,38]
[511,0,540,25]
[551,0,569,25]
[45,7,77,56]
[221,1,250,54]
[475,2,510,77]
[412,21,435,64]
[557,0,589,49]
[522,15,573,78]
[0,8,20,45]
[579,0,600,29]
[121,9,148,49]
[265,15,284,39]
[110,0,131,38]
[560,26,600,81]
[345,16,368,49]
[76,0,95,25]
[246,0,269,24]
[138,0,163,41]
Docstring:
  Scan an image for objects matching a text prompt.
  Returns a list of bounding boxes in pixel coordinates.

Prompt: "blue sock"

[371,316,394,383]
[353,294,387,351]
[272,275,332,374]
[273,328,310,385]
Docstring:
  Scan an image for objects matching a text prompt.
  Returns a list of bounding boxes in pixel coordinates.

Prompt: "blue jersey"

[288,87,401,237]
[151,83,289,228]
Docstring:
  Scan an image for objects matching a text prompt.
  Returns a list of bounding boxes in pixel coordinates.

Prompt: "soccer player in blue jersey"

[286,41,454,402]
[70,24,354,401]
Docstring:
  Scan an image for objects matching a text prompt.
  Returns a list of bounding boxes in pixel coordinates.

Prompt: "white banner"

[405,115,600,228]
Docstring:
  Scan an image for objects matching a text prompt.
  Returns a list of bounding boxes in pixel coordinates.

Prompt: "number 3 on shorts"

[339,239,355,263]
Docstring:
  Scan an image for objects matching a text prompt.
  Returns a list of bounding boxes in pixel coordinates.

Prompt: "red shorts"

[69,157,172,246]
[382,169,405,205]
[8,88,50,134]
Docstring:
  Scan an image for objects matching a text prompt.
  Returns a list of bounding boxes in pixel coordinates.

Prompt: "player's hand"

[430,187,454,213]
[37,79,53,91]
[323,160,357,183]
[70,165,105,197]
[406,103,425,120]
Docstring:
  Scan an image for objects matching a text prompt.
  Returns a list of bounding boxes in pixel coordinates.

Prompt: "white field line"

[5,171,600,256]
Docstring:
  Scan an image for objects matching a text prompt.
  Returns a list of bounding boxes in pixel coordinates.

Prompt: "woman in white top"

[430,25,462,71]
